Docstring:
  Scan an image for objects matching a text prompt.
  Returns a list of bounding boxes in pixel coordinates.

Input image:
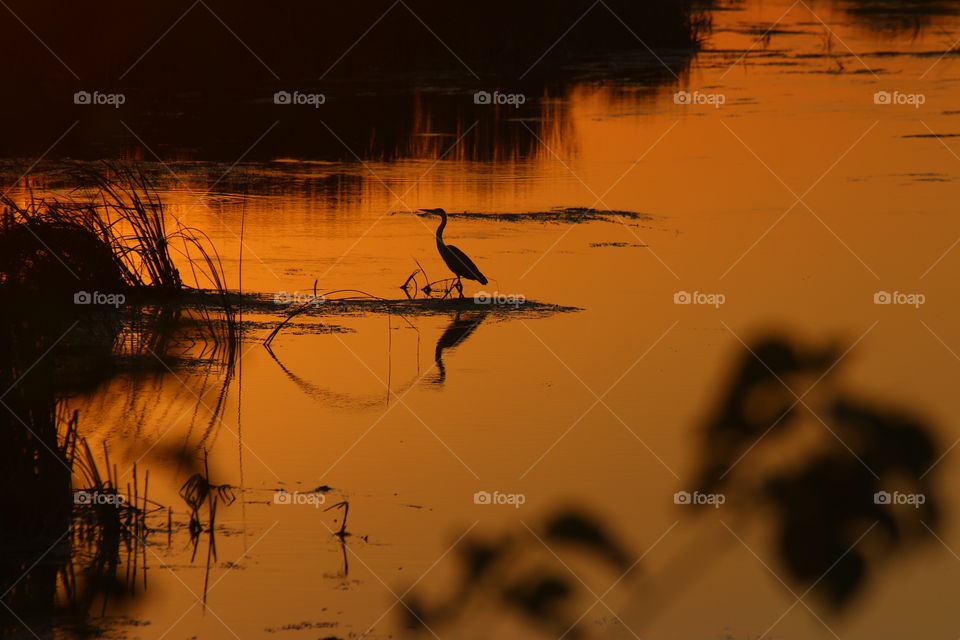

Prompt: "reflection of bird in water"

[432,312,486,385]
[420,208,488,298]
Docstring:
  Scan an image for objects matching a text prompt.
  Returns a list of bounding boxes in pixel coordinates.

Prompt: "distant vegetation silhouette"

[0,0,706,161]
[1,0,704,86]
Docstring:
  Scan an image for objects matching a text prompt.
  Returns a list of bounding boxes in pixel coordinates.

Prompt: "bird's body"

[437,240,488,286]
[421,208,487,296]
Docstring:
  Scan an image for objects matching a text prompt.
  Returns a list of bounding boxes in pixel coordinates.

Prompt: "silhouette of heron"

[420,208,487,298]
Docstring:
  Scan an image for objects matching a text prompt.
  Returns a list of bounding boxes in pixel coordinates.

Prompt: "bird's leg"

[456,277,464,299]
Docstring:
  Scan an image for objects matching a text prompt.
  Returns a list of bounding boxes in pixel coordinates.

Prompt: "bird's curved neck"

[435,212,447,245]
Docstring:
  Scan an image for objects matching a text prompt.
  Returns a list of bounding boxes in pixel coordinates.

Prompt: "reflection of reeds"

[68,423,163,607]
[70,429,161,539]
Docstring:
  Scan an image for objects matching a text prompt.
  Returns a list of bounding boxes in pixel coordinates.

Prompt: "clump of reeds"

[0,166,227,293]
[0,164,240,361]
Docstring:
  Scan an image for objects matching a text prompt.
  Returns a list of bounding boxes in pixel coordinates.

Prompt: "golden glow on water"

[34,0,960,637]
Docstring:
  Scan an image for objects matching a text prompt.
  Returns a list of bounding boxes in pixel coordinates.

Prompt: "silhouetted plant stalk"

[400,258,463,300]
[178,450,236,605]
[179,451,236,535]
[70,428,164,547]
[322,500,370,578]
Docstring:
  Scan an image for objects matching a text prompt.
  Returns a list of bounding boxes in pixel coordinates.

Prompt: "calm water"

[5,0,960,638]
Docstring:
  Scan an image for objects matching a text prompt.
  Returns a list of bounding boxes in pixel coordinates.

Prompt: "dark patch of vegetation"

[405,207,656,224]
[840,0,960,33]
[258,293,579,323]
[902,132,960,138]
[264,620,338,633]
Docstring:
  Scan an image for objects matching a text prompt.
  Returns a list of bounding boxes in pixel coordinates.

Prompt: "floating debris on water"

[589,241,649,248]
[399,207,657,224]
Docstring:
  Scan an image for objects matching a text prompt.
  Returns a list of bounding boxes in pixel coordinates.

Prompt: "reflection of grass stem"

[324,500,350,539]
